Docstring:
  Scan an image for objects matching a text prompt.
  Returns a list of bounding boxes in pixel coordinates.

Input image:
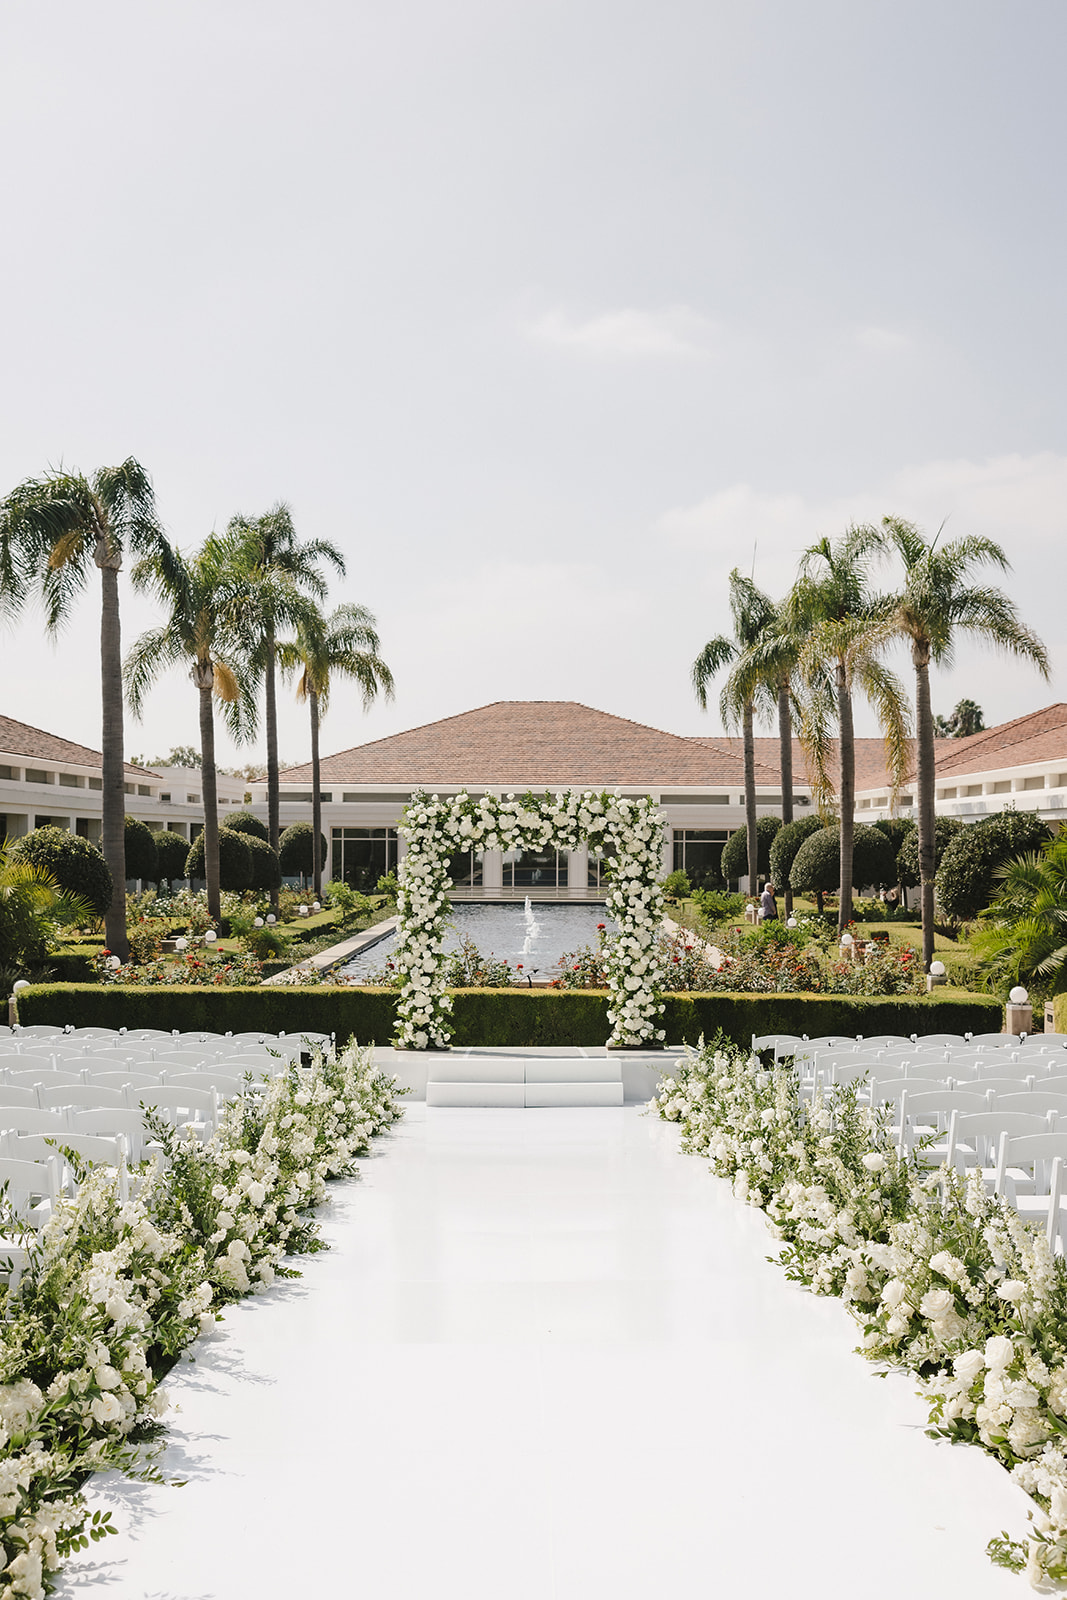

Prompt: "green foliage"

[972,834,1067,998]
[768,814,823,890]
[935,810,1053,921]
[873,815,916,853]
[0,843,94,970]
[444,936,513,987]
[376,871,398,897]
[662,869,691,901]
[244,833,282,893]
[226,810,270,842]
[895,815,964,888]
[154,830,191,881]
[124,814,159,881]
[184,827,253,892]
[322,880,370,925]
[691,888,748,925]
[11,825,113,917]
[278,821,327,878]
[789,823,897,894]
[16,981,999,1048]
[721,816,782,881]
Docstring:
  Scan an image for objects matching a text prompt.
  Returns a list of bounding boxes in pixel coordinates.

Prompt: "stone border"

[262,915,399,985]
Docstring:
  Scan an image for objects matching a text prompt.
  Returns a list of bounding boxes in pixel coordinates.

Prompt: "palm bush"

[0,842,94,972]
[972,833,1067,997]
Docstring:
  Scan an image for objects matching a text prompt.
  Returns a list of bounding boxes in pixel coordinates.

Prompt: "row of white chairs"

[2,1025,331,1048]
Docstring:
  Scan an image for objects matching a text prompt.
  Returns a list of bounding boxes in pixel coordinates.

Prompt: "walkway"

[60,1105,1028,1599]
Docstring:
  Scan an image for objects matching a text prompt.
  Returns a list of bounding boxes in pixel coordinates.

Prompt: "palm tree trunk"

[743,701,758,894]
[310,689,322,899]
[197,669,222,923]
[778,678,794,917]
[265,622,279,907]
[837,661,855,934]
[914,646,937,970]
[99,562,129,959]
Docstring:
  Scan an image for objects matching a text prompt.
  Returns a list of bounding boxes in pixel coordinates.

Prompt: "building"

[0,715,247,851]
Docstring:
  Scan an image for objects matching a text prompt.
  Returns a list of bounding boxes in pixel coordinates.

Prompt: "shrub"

[691,888,748,926]
[11,826,113,918]
[155,830,191,881]
[721,816,782,882]
[124,814,159,882]
[935,811,1053,922]
[226,810,270,842]
[768,814,823,892]
[244,833,282,893]
[662,869,691,901]
[279,821,327,880]
[790,824,898,900]
[184,827,253,892]
[895,815,964,888]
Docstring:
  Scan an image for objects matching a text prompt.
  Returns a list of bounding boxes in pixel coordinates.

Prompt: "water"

[336,900,612,981]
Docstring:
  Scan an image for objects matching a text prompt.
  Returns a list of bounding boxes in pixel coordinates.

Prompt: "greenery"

[0,842,93,976]
[721,815,782,882]
[154,829,191,881]
[690,888,749,925]
[662,869,691,901]
[935,810,1052,921]
[443,936,513,987]
[124,814,159,882]
[768,813,823,893]
[184,827,253,893]
[11,825,113,918]
[226,810,270,842]
[322,879,374,925]
[972,832,1067,998]
[933,697,986,738]
[789,822,897,904]
[279,821,328,880]
[895,813,963,888]
[244,832,282,893]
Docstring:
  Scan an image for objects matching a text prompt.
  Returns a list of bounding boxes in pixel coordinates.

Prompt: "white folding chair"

[13,1025,64,1038]
[2,1051,58,1073]
[68,1108,146,1163]
[946,1109,1052,1191]
[995,1133,1067,1204]
[5,1069,85,1092]
[968,1033,1017,1049]
[91,1071,165,1093]
[0,1107,70,1137]
[900,1087,993,1158]
[0,1085,41,1110]
[1000,1091,1067,1118]
[0,1155,60,1287]
[1006,1157,1067,1253]
[166,1072,246,1099]
[3,1132,129,1202]
[136,1086,218,1137]
[37,1083,129,1112]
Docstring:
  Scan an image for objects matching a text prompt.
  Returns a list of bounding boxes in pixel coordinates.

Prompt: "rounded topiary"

[790,823,898,896]
[935,811,1053,921]
[279,821,328,880]
[226,810,270,843]
[895,815,964,889]
[721,816,782,883]
[154,830,191,881]
[768,814,823,891]
[184,827,253,891]
[11,825,113,918]
[124,815,159,882]
[245,832,282,892]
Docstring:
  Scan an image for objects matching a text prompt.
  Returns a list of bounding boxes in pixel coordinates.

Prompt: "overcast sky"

[2,1,1064,769]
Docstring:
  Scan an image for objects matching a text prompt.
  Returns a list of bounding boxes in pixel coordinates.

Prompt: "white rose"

[920,1288,955,1321]
[862,1152,886,1173]
[953,1349,986,1384]
[996,1279,1027,1303]
[94,1365,122,1391]
[881,1279,908,1309]
[90,1393,123,1426]
[985,1335,1016,1370]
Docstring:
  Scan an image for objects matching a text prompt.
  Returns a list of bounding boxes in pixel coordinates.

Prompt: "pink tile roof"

[0,714,159,780]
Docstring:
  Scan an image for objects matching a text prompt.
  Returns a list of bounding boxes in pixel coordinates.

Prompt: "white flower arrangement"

[653,1042,1067,1586]
[393,789,668,1049]
[0,1043,405,1598]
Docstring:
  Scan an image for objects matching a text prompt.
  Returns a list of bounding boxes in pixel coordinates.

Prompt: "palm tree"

[0,460,165,958]
[973,835,1067,998]
[787,526,911,933]
[123,532,255,922]
[277,603,395,898]
[692,571,777,893]
[882,517,1050,969]
[730,600,802,915]
[227,505,345,891]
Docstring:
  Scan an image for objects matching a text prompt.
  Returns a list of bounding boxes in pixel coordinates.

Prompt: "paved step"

[426,1080,624,1108]
[429,1057,620,1085]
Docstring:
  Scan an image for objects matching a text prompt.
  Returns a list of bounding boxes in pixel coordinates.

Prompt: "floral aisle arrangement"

[393,789,667,1049]
[654,1042,1067,1586]
[0,1043,404,1599]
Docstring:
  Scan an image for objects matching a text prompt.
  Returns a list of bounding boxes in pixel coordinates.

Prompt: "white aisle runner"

[60,1105,1027,1599]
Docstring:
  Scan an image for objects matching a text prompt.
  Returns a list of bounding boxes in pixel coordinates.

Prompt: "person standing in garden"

[760,880,778,921]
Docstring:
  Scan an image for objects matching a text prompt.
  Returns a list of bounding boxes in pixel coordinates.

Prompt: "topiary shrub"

[662,870,691,901]
[11,826,113,918]
[279,821,327,881]
[768,814,823,892]
[124,815,159,882]
[245,833,282,893]
[895,815,964,889]
[936,811,1053,922]
[226,810,270,843]
[184,827,253,891]
[721,816,782,883]
[790,823,898,904]
[155,830,191,881]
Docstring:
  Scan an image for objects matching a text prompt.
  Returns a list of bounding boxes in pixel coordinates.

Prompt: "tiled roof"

[282,701,769,788]
[928,704,1067,778]
[0,714,158,780]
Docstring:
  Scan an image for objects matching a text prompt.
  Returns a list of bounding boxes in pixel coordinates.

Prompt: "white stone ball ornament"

[1009,985,1029,1004]
[929,960,946,977]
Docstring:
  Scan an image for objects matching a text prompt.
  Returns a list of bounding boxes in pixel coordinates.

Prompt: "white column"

[661,833,673,878]
[567,847,588,898]
[482,850,503,897]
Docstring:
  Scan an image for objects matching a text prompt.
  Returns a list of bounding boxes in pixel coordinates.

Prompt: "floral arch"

[392,789,668,1050]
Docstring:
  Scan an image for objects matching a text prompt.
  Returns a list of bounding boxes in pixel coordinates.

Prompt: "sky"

[1,0,1064,770]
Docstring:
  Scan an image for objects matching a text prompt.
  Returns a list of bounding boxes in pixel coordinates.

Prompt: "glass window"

[992,781,1010,794]
[671,829,728,888]
[59,772,82,788]
[137,784,151,797]
[0,766,14,780]
[88,777,102,790]
[502,848,563,889]
[26,769,51,784]
[447,849,484,888]
[331,827,399,891]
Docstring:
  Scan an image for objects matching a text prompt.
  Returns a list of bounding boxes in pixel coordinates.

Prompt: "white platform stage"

[58,1105,1029,1600]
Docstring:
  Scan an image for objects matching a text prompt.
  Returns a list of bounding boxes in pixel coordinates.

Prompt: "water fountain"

[520,896,542,970]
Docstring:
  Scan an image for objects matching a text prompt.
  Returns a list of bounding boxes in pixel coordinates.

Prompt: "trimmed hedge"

[14,983,1001,1048]
[11,827,113,917]
[184,828,253,891]
[155,830,191,882]
[124,815,159,882]
[279,821,327,878]
[722,817,782,882]
[791,823,898,895]
[895,815,964,890]
[245,833,282,893]
[226,811,270,843]
[936,811,1053,921]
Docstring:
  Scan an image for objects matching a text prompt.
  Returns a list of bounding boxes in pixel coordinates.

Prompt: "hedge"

[14,983,1001,1048]
[1054,995,1067,1035]
[11,827,113,917]
[722,817,782,882]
